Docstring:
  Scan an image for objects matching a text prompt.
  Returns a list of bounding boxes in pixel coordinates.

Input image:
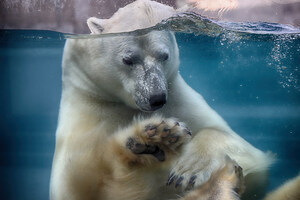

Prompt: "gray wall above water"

[0,0,174,33]
[0,0,300,34]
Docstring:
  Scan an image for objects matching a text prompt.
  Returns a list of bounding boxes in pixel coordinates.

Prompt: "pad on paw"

[126,118,192,162]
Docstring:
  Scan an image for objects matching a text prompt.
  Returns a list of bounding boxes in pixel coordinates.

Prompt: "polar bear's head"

[65,31,180,112]
[87,0,175,34]
[63,0,179,112]
[105,31,179,112]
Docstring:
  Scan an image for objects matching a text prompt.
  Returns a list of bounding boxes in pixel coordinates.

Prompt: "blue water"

[0,21,300,200]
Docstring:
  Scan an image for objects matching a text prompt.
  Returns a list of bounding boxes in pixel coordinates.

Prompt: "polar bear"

[50,0,275,199]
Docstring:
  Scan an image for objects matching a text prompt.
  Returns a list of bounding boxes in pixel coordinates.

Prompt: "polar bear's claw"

[187,175,197,188]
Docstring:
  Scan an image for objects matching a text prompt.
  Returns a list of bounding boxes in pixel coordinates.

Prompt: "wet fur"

[50,1,275,200]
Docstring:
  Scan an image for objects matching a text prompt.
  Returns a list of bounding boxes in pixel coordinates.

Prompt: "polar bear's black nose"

[149,93,167,110]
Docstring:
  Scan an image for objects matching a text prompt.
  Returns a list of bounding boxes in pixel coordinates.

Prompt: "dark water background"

[0,16,300,199]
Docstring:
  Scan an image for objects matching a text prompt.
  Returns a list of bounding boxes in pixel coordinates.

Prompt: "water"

[1,13,300,200]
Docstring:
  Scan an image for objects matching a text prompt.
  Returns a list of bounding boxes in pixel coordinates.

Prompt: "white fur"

[50,0,274,199]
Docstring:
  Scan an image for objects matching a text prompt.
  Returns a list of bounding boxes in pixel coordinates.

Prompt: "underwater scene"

[1,13,300,200]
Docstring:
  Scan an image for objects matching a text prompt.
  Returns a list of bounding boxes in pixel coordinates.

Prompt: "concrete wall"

[0,0,299,34]
[0,0,175,33]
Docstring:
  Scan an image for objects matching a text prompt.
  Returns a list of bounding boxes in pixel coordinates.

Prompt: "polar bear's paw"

[166,129,236,191]
[167,155,224,190]
[179,157,245,200]
[167,153,245,195]
[125,118,192,163]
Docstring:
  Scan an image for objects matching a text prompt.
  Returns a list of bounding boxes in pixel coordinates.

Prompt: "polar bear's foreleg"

[167,128,272,199]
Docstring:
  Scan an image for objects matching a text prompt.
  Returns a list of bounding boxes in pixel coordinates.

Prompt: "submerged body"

[50,33,271,200]
[50,0,274,199]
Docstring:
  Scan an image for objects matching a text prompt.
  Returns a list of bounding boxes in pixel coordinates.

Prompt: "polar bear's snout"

[146,68,167,111]
[133,63,167,112]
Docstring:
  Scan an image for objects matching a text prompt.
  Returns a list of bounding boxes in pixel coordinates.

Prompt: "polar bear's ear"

[87,17,106,34]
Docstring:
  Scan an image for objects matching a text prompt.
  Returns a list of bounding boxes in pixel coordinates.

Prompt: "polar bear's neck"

[61,41,122,104]
[56,85,140,138]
